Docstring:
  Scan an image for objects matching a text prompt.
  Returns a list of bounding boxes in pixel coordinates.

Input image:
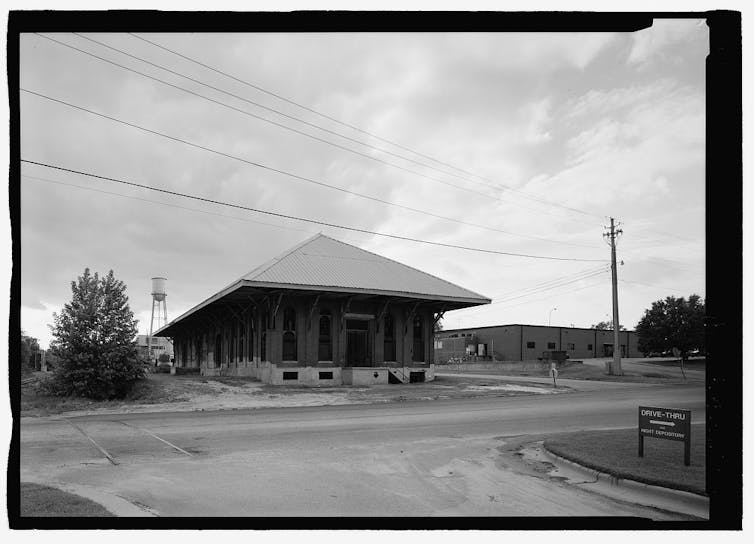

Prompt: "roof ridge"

[322,235,490,301]
[241,233,325,282]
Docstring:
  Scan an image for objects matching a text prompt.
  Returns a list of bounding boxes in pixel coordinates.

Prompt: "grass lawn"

[544,423,705,496]
[443,360,703,384]
[20,482,114,517]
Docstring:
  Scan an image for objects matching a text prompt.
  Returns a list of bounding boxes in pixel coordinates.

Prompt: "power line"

[20,159,609,264]
[20,87,599,250]
[21,173,312,236]
[126,32,606,221]
[452,275,608,314]
[486,264,607,299]
[72,32,491,186]
[618,278,690,295]
[493,278,607,311]
[36,32,603,230]
[488,268,608,305]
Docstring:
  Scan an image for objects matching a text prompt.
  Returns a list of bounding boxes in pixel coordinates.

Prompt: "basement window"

[526,341,535,349]
[283,371,298,381]
[319,371,334,380]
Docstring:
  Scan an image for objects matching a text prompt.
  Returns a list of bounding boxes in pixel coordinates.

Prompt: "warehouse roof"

[237,234,489,302]
[155,234,490,336]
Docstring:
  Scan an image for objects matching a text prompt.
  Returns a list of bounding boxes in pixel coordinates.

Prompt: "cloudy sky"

[19,21,708,348]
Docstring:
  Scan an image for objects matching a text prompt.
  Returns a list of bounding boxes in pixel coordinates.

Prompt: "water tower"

[147,277,168,362]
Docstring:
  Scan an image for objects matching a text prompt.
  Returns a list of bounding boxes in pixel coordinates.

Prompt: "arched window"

[248,313,254,361]
[228,327,235,365]
[383,313,396,362]
[282,306,297,361]
[239,323,245,363]
[260,309,268,362]
[318,311,332,361]
[412,315,424,362]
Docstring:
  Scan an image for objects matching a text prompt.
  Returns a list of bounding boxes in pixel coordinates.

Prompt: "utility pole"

[603,217,623,375]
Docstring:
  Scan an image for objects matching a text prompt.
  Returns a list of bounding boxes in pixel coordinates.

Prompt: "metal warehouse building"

[434,324,639,363]
[154,234,490,385]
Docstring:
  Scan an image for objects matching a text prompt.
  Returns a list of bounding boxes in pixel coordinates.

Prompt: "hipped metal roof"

[154,234,490,336]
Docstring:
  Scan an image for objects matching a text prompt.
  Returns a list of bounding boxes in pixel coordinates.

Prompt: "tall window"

[260,310,267,362]
[238,323,245,363]
[214,334,222,368]
[229,327,236,364]
[282,306,297,361]
[383,313,396,361]
[195,336,203,366]
[318,311,332,361]
[248,315,254,362]
[412,315,424,362]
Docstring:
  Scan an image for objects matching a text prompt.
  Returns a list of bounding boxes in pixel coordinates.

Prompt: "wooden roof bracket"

[223,302,244,324]
[270,293,284,328]
[307,294,321,330]
[404,301,421,334]
[376,299,391,333]
[433,306,447,328]
[340,296,354,327]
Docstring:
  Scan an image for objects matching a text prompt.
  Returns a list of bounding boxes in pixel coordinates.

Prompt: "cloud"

[628,19,708,66]
[18,31,706,337]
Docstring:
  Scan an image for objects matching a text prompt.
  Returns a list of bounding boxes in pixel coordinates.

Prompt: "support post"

[604,217,623,375]
[685,430,691,466]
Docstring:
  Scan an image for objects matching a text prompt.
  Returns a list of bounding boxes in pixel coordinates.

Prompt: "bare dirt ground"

[20,372,568,417]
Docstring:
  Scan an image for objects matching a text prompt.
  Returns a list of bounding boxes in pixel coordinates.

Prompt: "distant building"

[153,234,490,385]
[434,324,639,363]
[136,335,173,363]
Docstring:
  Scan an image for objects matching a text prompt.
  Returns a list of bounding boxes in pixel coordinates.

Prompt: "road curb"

[540,445,709,519]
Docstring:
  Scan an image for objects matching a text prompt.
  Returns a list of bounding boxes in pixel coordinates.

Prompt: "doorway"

[346,319,370,367]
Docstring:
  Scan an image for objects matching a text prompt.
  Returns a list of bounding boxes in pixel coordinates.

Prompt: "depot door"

[346,319,370,367]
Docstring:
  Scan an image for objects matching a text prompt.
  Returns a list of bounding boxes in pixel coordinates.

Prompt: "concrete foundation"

[200,362,435,386]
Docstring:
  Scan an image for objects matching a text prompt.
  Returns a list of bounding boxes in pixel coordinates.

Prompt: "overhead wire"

[20,86,600,250]
[618,278,691,295]
[36,32,603,231]
[486,264,608,300]
[20,159,610,263]
[125,32,606,221]
[35,32,604,227]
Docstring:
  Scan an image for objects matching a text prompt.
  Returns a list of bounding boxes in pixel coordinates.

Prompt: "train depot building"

[434,324,639,363]
[154,234,490,385]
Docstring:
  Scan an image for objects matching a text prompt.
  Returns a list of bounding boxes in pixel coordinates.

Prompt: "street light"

[549,307,557,326]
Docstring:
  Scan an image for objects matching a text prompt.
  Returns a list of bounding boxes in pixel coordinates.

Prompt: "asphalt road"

[20,381,704,518]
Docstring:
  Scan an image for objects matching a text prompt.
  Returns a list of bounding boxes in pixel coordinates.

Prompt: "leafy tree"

[635,294,705,365]
[434,318,444,333]
[591,320,626,331]
[21,330,41,373]
[47,269,145,399]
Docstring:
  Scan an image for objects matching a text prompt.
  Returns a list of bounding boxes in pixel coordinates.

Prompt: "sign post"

[638,406,691,466]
